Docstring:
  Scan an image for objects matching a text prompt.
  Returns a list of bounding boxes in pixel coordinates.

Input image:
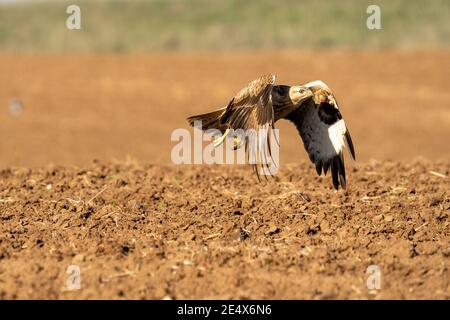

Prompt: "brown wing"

[219,74,277,179]
[285,98,355,190]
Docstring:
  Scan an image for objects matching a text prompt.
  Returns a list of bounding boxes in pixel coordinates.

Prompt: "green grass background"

[0,0,449,52]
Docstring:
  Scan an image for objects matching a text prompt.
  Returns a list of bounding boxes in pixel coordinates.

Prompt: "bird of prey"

[187,75,355,190]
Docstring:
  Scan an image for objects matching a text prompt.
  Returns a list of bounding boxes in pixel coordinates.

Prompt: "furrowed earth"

[0,161,449,299]
[0,51,449,299]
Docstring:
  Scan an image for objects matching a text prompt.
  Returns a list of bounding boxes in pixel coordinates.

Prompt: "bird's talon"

[213,128,230,147]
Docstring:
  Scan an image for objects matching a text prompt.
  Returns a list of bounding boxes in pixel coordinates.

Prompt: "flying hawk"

[187,75,355,190]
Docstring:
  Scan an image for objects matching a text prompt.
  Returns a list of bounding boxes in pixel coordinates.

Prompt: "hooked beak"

[301,88,314,101]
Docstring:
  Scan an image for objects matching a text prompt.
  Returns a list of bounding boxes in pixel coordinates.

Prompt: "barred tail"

[186,107,227,131]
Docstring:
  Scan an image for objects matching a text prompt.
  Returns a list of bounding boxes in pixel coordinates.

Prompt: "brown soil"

[0,51,449,299]
[0,160,448,299]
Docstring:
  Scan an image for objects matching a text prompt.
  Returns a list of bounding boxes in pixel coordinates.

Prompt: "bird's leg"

[213,128,230,147]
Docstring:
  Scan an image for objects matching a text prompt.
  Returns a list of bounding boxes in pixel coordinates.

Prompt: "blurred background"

[0,0,449,167]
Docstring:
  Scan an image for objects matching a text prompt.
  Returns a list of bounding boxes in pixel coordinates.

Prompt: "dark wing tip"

[329,153,347,190]
[323,160,330,176]
[330,157,339,190]
[315,160,323,176]
[338,153,347,190]
[345,129,356,160]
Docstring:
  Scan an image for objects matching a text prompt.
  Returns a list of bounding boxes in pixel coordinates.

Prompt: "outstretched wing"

[285,98,355,190]
[219,74,277,179]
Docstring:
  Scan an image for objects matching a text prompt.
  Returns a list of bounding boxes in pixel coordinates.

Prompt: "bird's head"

[288,86,314,105]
